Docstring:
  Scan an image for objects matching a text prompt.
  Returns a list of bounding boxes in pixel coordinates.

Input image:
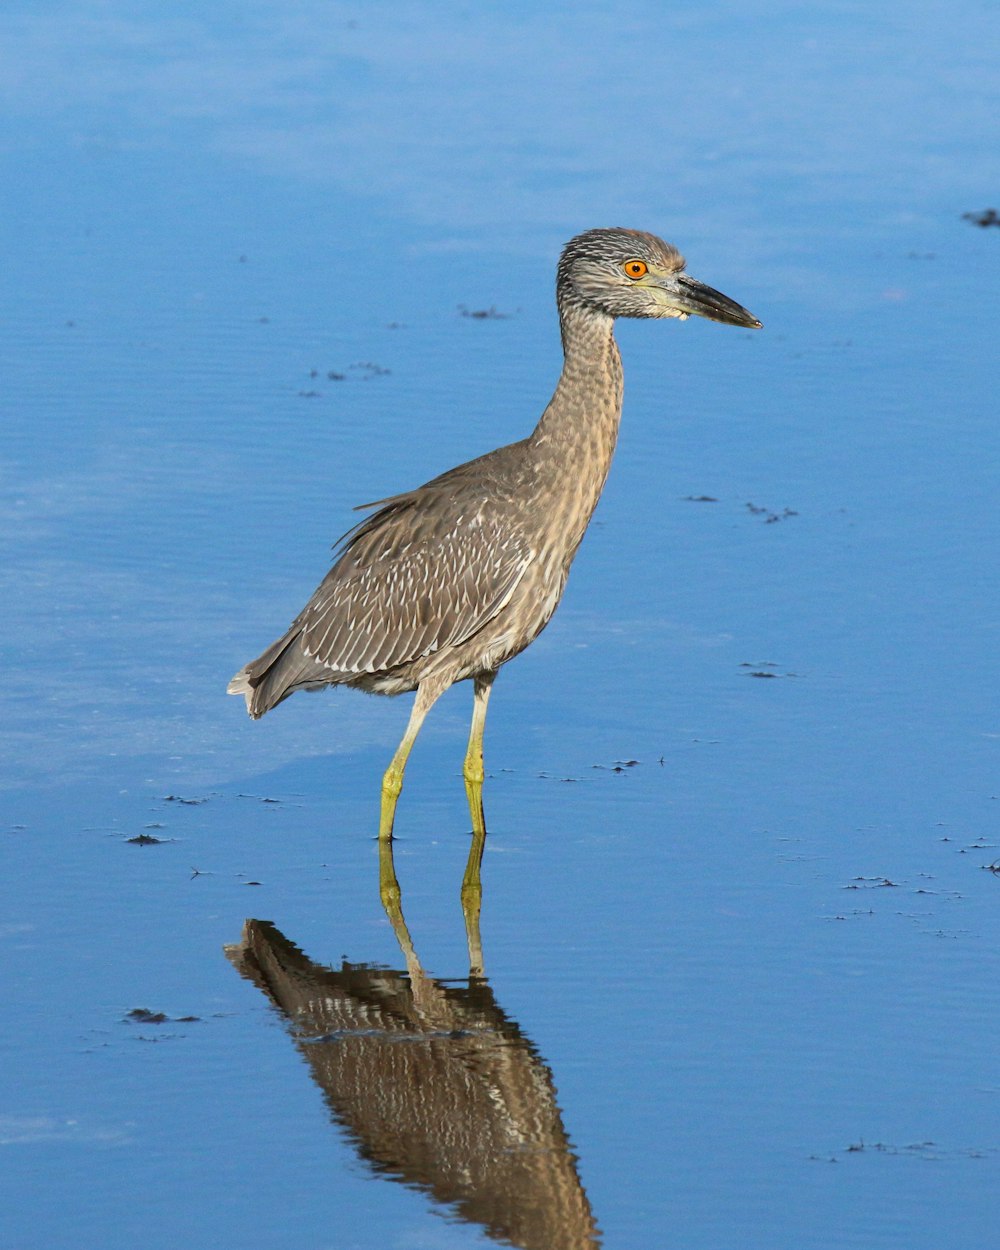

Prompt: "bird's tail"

[228,628,334,719]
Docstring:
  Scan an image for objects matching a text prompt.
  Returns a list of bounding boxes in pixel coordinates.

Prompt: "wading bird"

[229,228,760,884]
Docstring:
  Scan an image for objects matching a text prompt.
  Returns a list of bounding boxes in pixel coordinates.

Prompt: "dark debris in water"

[126,833,169,846]
[843,876,898,889]
[741,662,801,679]
[681,494,718,502]
[124,1008,200,1026]
[458,304,513,320]
[298,363,389,394]
[747,501,799,523]
[958,836,996,854]
[126,1008,169,1024]
[162,794,209,805]
[831,1138,992,1162]
[963,208,1000,228]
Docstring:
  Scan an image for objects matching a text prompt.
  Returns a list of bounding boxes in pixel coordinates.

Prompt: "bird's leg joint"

[381,764,405,801]
[463,747,485,787]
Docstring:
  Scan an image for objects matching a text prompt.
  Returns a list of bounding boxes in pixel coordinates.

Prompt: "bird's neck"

[529,303,624,544]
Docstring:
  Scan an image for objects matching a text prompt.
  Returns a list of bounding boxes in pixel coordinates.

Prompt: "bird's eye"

[622,259,648,279]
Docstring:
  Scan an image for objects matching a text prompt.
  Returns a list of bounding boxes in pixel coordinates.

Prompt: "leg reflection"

[461,823,487,977]
[378,835,423,977]
[378,809,487,980]
[461,674,494,976]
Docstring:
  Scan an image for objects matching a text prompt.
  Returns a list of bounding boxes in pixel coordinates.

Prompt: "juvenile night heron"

[229,228,760,860]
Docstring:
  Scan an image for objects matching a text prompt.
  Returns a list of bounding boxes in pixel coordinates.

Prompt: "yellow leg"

[461,674,494,975]
[378,683,444,913]
[461,673,494,823]
[379,683,441,844]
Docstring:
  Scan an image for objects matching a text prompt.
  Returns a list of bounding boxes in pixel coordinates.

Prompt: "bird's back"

[229,436,570,717]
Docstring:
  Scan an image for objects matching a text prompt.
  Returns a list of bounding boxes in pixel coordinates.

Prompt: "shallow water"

[3,3,1000,1248]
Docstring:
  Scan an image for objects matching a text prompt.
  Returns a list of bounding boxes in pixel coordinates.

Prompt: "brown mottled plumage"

[229,228,760,840]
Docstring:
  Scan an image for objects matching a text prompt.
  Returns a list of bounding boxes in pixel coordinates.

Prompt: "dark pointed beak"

[672,274,762,328]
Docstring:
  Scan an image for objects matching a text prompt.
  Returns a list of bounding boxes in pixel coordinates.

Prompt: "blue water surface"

[2,3,999,1248]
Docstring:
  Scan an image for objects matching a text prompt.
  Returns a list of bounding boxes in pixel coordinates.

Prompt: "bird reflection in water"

[225,884,600,1248]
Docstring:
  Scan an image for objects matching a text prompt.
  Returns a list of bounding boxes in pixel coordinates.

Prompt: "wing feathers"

[232,442,539,715]
[298,507,532,676]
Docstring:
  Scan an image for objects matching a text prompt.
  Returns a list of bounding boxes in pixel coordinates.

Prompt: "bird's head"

[557,227,761,329]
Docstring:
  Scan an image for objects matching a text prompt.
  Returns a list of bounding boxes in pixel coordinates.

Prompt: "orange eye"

[622,259,648,279]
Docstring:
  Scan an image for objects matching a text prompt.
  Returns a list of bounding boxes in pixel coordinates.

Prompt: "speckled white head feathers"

[557,227,761,328]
